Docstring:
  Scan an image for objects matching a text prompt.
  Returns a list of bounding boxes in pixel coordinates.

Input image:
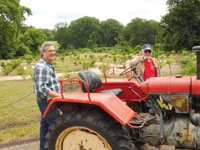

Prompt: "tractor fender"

[43,93,136,125]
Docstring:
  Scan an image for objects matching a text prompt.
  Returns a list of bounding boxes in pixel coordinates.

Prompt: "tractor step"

[129,113,156,125]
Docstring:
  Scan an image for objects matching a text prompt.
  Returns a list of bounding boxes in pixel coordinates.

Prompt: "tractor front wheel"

[45,109,137,150]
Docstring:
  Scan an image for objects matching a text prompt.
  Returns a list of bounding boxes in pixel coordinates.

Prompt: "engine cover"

[139,76,191,94]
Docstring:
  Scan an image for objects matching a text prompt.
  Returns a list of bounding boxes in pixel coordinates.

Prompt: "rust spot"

[193,89,197,93]
[172,96,187,111]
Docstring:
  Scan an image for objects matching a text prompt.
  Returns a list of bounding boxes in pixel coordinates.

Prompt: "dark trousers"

[37,100,60,150]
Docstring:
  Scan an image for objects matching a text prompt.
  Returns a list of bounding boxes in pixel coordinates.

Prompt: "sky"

[20,0,168,30]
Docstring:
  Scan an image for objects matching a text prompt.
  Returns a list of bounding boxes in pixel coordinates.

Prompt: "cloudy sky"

[20,0,168,29]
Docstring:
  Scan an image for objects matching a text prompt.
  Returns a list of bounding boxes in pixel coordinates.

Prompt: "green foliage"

[24,55,33,64]
[41,29,55,41]
[99,63,110,71]
[87,31,98,49]
[88,59,96,67]
[180,65,196,75]
[166,58,173,74]
[11,59,21,69]
[2,65,13,75]
[54,23,69,49]
[64,16,101,48]
[123,18,159,47]
[99,19,123,47]
[181,50,189,56]
[0,61,6,68]
[178,56,196,75]
[1,59,21,75]
[16,66,25,75]
[0,135,3,142]
[59,55,65,62]
[79,48,92,53]
[21,28,47,54]
[16,43,32,56]
[133,45,142,53]
[0,0,31,59]
[159,0,200,50]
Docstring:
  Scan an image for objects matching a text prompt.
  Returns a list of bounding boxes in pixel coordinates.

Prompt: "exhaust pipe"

[192,46,200,80]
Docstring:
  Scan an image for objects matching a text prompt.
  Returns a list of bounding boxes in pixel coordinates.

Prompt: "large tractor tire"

[45,109,137,150]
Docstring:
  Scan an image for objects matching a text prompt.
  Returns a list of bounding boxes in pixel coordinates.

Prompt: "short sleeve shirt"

[143,59,156,79]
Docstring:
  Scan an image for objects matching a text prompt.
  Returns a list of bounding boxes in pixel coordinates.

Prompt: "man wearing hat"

[125,44,161,80]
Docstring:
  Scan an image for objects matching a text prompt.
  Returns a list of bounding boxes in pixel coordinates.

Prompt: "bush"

[180,65,196,75]
[16,66,25,75]
[1,59,21,75]
[24,55,33,64]
[178,57,196,75]
[133,45,142,53]
[3,65,13,75]
[0,61,6,68]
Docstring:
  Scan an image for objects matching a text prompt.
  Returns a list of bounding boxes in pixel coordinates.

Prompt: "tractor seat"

[78,70,123,97]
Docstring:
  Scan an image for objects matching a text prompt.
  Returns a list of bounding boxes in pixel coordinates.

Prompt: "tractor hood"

[140,76,191,94]
[139,76,200,95]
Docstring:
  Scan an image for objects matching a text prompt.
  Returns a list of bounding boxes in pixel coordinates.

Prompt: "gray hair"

[40,42,54,57]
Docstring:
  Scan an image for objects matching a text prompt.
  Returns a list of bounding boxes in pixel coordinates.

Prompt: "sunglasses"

[144,50,152,53]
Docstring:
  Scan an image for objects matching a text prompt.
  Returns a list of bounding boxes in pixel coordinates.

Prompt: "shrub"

[88,59,96,67]
[1,59,21,75]
[16,66,26,75]
[133,45,142,53]
[3,65,13,75]
[178,57,196,75]
[24,55,33,64]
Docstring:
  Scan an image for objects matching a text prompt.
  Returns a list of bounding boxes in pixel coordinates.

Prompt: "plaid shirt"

[33,58,60,100]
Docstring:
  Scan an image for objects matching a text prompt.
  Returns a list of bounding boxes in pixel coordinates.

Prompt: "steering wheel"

[119,61,144,82]
[119,61,140,76]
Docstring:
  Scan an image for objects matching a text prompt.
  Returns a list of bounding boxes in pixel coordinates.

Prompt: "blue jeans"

[37,100,60,150]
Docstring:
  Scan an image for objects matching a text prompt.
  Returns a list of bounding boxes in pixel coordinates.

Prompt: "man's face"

[42,45,56,63]
[142,49,152,60]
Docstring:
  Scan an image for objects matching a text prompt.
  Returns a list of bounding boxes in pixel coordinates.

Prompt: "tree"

[21,28,47,54]
[158,0,200,50]
[66,16,100,48]
[123,18,159,47]
[0,0,31,59]
[99,19,123,47]
[87,31,98,48]
[54,23,69,49]
[42,29,55,41]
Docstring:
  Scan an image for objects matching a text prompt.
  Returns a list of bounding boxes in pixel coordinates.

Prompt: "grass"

[0,122,39,142]
[0,80,40,144]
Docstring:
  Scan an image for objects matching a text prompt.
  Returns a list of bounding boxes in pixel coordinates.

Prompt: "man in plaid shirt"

[33,41,61,150]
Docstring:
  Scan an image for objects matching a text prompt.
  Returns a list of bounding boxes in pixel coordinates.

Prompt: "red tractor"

[43,46,200,150]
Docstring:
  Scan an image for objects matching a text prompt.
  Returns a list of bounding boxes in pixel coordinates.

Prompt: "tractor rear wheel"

[45,109,137,150]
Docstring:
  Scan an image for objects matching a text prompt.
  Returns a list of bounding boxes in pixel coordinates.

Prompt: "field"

[0,50,196,145]
[0,80,39,143]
